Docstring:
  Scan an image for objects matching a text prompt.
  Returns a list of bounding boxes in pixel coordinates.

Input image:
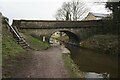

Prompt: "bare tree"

[55,2,71,20]
[71,0,89,21]
[55,0,89,21]
[106,1,120,21]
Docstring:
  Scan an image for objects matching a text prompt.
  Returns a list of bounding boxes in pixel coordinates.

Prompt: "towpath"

[13,46,69,78]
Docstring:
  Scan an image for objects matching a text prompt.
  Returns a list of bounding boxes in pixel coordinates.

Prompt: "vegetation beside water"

[80,35,118,55]
[62,53,84,78]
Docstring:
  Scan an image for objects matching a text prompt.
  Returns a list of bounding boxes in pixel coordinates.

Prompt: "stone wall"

[12,20,102,29]
[18,27,98,43]
[0,12,2,79]
[12,19,106,43]
[0,13,2,35]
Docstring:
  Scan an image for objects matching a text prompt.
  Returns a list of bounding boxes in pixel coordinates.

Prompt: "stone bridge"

[12,20,107,44]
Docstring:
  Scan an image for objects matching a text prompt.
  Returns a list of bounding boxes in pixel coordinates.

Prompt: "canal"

[65,44,118,78]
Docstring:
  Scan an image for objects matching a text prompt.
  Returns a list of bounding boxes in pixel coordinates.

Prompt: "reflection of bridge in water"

[12,20,111,44]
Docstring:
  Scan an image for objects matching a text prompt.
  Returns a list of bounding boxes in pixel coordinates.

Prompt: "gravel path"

[14,46,69,78]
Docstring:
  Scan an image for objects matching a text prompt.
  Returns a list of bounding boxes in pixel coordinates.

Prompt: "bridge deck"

[12,20,105,29]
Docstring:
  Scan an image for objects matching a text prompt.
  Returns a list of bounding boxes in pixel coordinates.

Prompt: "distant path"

[14,46,69,78]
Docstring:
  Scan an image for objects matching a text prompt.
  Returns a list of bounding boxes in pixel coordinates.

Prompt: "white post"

[43,36,45,42]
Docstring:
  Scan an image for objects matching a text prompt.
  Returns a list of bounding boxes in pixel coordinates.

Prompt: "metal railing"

[3,18,39,51]
[4,19,22,40]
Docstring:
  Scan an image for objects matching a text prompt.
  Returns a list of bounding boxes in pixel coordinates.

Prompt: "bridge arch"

[49,30,80,44]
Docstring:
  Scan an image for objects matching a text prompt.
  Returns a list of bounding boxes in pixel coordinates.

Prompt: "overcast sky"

[0,0,114,24]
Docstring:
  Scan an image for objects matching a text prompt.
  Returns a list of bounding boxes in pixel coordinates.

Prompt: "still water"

[65,44,118,78]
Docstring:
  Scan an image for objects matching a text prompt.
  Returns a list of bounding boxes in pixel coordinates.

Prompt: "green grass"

[2,23,26,78]
[62,53,84,78]
[2,25,25,60]
[2,23,48,78]
[29,35,49,49]
[23,33,50,50]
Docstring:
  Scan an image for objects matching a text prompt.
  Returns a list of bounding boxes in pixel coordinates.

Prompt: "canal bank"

[61,45,85,78]
[65,43,118,78]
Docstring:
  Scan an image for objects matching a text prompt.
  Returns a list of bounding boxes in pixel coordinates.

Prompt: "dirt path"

[13,46,69,78]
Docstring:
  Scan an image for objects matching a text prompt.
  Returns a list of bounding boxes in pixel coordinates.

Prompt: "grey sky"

[0,0,113,24]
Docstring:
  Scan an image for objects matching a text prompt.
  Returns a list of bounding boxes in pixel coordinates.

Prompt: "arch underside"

[49,30,80,44]
[60,30,80,44]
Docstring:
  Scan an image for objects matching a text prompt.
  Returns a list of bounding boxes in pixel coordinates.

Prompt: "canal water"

[65,44,118,78]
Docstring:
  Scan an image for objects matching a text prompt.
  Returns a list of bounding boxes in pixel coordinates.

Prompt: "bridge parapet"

[12,20,103,29]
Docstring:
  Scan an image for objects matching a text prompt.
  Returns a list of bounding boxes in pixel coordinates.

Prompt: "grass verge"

[62,53,85,78]
[2,24,26,78]
[22,33,50,50]
[2,24,25,60]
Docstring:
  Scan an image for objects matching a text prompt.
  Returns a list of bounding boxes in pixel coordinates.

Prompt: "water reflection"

[85,72,109,79]
[65,44,118,78]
